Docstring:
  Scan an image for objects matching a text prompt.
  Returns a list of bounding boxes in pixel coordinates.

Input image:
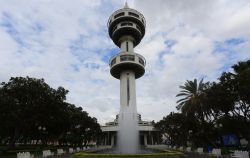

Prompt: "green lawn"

[74,150,183,157]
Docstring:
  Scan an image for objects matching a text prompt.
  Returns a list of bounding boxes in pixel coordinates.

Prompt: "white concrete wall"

[101,124,156,132]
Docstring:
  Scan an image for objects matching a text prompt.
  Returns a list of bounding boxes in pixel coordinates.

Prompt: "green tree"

[155,112,189,146]
[0,77,69,148]
[232,60,250,120]
[0,76,101,150]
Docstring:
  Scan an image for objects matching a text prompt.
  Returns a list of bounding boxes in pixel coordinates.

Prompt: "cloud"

[0,0,249,124]
[134,0,250,121]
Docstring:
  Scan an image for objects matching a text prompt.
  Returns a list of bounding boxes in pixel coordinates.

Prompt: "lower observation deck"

[109,52,146,79]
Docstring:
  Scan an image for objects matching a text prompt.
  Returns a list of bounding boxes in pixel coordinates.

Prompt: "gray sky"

[0,0,249,124]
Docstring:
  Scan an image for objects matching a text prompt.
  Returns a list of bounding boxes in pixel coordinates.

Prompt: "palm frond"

[176,97,189,103]
[176,92,190,97]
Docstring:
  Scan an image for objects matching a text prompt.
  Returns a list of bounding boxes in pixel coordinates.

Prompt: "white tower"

[108,3,146,153]
[108,3,146,116]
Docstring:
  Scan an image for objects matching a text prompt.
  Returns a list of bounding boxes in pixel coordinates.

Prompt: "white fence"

[76,147,81,152]
[197,147,203,154]
[17,152,33,158]
[42,150,54,157]
[68,148,74,153]
[57,149,65,155]
[211,148,221,157]
[232,150,249,158]
[186,147,191,152]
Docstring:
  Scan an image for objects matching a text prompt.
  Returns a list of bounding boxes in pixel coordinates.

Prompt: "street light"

[214,123,223,147]
[187,130,193,146]
[214,123,223,129]
[38,126,47,145]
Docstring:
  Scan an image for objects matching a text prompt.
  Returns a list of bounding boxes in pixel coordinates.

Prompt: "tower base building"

[101,114,160,147]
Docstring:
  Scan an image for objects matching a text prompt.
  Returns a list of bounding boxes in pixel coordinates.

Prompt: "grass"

[74,150,183,157]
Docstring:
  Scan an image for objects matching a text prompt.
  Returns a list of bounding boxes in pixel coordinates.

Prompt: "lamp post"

[214,123,223,147]
[187,130,193,146]
[83,128,91,147]
[38,126,46,145]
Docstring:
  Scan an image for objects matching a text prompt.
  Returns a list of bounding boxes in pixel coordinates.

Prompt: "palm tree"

[176,79,213,147]
[176,78,213,122]
[176,78,205,112]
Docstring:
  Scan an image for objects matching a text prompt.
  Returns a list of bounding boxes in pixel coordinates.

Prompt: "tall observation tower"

[108,2,146,153]
[101,3,159,151]
[108,2,146,114]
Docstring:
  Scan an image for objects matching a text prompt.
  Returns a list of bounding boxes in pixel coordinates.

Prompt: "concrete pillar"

[144,134,147,146]
[104,134,107,145]
[111,134,115,147]
[151,135,154,145]
[107,131,110,145]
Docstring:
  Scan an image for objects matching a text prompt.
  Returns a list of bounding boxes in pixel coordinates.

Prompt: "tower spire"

[124,1,129,8]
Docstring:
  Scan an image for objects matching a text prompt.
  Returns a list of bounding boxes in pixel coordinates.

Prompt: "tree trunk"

[8,128,20,150]
[84,139,88,147]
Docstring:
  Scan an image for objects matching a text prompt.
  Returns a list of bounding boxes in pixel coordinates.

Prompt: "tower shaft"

[120,70,136,111]
[120,36,134,52]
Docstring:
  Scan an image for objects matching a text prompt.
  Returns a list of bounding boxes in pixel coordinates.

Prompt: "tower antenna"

[124,0,129,8]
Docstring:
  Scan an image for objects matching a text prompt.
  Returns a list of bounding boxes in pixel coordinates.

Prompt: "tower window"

[136,25,141,32]
[121,22,127,26]
[121,22,133,27]
[114,12,125,19]
[126,42,129,51]
[139,58,144,65]
[111,58,116,66]
[127,23,133,26]
[128,12,139,18]
[120,55,135,61]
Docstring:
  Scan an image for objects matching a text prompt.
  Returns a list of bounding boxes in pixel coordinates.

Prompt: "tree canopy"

[0,76,101,149]
[155,60,250,150]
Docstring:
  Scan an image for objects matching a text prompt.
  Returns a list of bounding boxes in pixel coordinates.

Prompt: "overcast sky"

[0,0,249,124]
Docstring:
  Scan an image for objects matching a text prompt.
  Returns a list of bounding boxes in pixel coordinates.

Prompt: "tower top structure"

[108,3,146,79]
[107,3,146,47]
